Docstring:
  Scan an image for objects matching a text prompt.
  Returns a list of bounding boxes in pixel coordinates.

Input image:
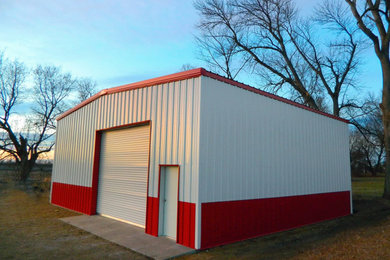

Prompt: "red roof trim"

[57,67,348,123]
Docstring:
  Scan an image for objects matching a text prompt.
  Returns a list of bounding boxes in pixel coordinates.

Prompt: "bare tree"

[0,54,77,182]
[0,54,27,163]
[77,78,97,102]
[344,0,390,198]
[196,28,249,79]
[179,64,196,72]
[195,0,362,116]
[349,96,384,176]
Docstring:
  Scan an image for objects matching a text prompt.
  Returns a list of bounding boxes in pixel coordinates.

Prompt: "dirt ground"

[0,177,389,259]
[0,183,148,259]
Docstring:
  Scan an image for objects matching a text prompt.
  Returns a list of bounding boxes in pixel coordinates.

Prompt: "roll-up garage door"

[97,124,150,227]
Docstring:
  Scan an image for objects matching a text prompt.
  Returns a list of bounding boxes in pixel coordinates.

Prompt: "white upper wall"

[52,77,201,203]
[198,76,351,203]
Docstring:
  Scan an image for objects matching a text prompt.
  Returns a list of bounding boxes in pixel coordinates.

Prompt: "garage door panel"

[101,151,149,159]
[99,182,147,195]
[99,193,146,206]
[100,166,148,172]
[97,124,150,227]
[100,176,147,184]
[99,169,148,180]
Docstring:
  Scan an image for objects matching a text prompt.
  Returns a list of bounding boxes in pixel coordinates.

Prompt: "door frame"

[157,164,180,241]
[90,120,152,217]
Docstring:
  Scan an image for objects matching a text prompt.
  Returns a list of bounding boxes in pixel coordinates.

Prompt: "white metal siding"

[198,76,351,203]
[52,77,202,249]
[97,125,150,227]
[52,78,201,204]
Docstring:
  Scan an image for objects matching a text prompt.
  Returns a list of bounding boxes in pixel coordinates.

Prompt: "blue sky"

[1,0,200,89]
[0,0,383,99]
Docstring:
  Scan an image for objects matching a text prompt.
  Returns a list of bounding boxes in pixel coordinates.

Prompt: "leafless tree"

[344,0,390,198]
[194,0,362,116]
[196,28,249,79]
[0,54,77,182]
[179,64,196,72]
[77,78,97,103]
[349,96,384,176]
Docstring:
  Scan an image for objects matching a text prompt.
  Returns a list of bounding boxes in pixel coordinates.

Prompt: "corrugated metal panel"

[198,76,351,203]
[97,125,150,227]
[51,77,201,203]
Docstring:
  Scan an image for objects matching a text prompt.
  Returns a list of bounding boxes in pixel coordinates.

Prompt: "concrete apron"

[60,215,195,260]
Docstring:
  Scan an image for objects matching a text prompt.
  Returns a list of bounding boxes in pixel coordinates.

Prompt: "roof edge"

[201,70,349,124]
[57,67,348,124]
[57,68,204,120]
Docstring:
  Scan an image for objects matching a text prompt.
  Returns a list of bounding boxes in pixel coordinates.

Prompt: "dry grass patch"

[0,184,148,259]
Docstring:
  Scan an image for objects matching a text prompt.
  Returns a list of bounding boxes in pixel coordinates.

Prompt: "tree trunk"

[332,95,340,117]
[380,57,390,199]
[16,154,38,183]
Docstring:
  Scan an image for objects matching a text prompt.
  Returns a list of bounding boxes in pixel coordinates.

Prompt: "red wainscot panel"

[145,196,159,236]
[177,201,196,249]
[51,182,93,215]
[201,191,351,249]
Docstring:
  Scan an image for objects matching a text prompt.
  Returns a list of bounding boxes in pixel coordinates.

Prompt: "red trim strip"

[145,121,153,230]
[56,68,348,123]
[96,120,150,132]
[90,131,101,215]
[200,191,351,249]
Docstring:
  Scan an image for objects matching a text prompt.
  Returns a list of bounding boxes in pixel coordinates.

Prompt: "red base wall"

[51,182,93,215]
[52,185,196,248]
[201,191,351,249]
[177,201,196,248]
[145,196,159,236]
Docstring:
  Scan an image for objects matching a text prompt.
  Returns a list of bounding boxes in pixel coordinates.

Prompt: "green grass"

[352,177,385,199]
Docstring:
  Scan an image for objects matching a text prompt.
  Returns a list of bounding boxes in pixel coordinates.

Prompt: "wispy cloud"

[0,0,200,89]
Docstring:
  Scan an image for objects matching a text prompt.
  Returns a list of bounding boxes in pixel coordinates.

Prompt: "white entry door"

[97,124,150,227]
[159,166,179,239]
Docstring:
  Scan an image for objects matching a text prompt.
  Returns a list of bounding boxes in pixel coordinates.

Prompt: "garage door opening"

[96,124,150,227]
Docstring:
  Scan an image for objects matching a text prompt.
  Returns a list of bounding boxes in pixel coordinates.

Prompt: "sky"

[0,0,200,89]
[0,0,384,108]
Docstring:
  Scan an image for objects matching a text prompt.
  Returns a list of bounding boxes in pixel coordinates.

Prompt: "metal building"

[51,68,352,249]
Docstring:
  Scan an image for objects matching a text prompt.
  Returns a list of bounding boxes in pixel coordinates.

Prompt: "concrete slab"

[61,215,195,260]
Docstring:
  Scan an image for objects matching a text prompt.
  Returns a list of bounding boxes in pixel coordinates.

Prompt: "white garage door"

[97,124,150,227]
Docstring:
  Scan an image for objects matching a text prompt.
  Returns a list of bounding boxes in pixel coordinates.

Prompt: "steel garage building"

[51,68,352,250]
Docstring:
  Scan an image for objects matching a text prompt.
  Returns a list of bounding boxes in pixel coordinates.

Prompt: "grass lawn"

[0,176,389,259]
[352,177,385,199]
